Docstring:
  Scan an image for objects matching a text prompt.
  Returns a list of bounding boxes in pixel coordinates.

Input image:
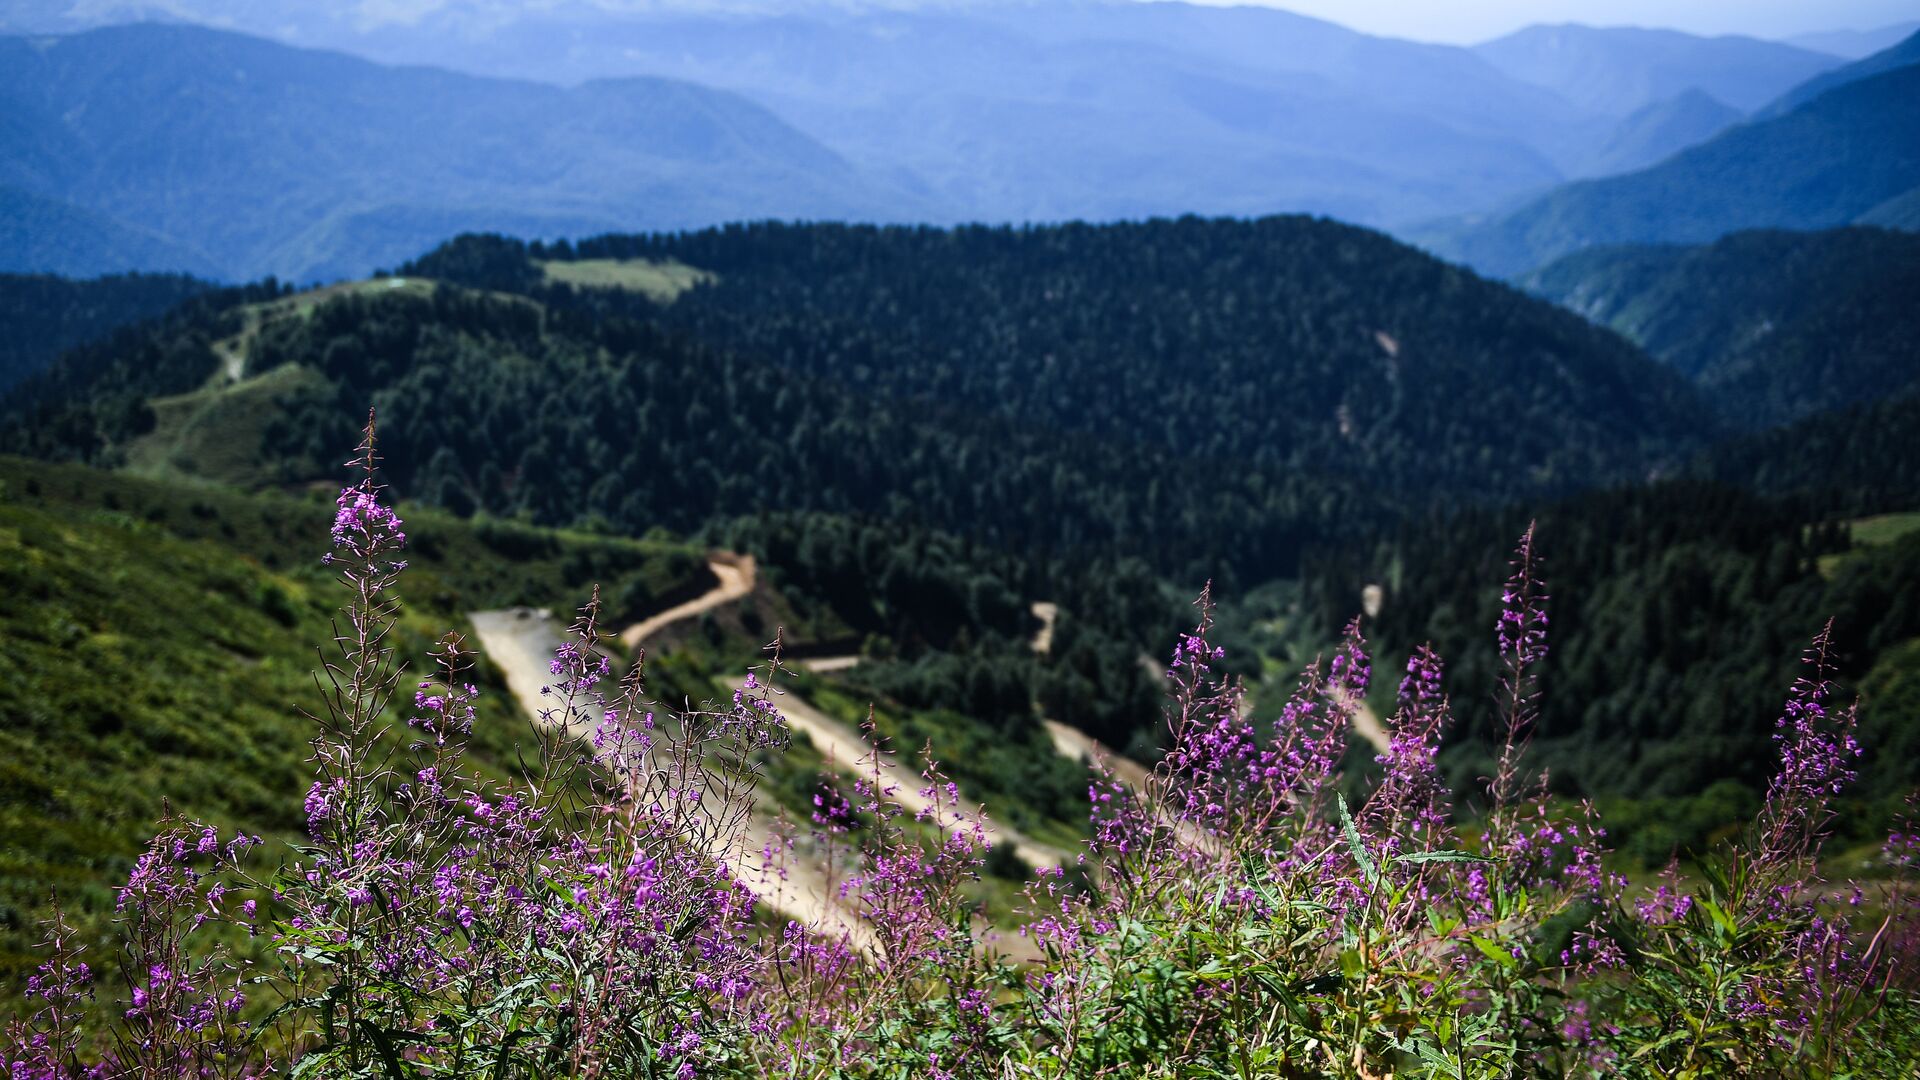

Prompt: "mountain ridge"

[0,23,920,282]
[1520,226,1920,427]
[1417,60,1920,276]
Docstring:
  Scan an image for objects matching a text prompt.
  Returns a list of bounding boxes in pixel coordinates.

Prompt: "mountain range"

[1421,42,1920,277]
[9,3,1914,282]
[0,23,921,281]
[1470,23,1838,116]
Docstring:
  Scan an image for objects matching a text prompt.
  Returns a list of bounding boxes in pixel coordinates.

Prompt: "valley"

[1,6,1917,1073]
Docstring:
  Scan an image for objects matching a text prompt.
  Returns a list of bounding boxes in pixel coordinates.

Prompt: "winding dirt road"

[744,675,1070,870]
[1043,719,1152,792]
[1029,601,1058,655]
[620,553,756,650]
[467,604,872,946]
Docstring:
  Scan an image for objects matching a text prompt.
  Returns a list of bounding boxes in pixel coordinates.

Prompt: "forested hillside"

[407,219,1708,500]
[0,272,209,393]
[4,217,1711,587]
[0,457,721,977]
[1521,227,1920,425]
[3,216,1914,815]
[1294,479,1920,808]
[1695,392,1920,512]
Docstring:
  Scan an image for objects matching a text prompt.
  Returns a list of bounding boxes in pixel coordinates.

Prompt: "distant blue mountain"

[1756,27,1920,117]
[1417,56,1920,277]
[0,185,219,278]
[1786,21,1920,59]
[0,4,1903,281]
[1472,24,1841,115]
[1576,89,1744,178]
[0,23,915,281]
[1522,227,1920,427]
[318,1,1596,227]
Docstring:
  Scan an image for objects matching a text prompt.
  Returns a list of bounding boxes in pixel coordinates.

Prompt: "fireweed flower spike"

[1489,523,1547,844]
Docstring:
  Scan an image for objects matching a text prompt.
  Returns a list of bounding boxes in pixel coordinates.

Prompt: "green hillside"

[1696,392,1920,514]
[1291,478,1920,805]
[0,457,722,982]
[1520,227,1920,426]
[407,218,1709,515]
[5,217,1714,586]
[1423,63,1920,277]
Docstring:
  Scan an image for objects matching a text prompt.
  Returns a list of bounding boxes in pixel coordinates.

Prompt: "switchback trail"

[466,606,873,947]
[738,674,1072,871]
[620,553,756,650]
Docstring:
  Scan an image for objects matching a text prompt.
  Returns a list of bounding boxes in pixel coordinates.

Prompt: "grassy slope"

[1819,512,1920,578]
[0,459,715,988]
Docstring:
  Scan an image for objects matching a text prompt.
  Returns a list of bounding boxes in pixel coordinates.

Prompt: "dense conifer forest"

[4,217,1915,814]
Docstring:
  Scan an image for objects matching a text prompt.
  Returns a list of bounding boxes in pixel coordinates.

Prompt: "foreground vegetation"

[5,423,1915,1077]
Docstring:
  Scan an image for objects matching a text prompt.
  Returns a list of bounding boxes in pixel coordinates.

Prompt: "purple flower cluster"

[1756,623,1863,872]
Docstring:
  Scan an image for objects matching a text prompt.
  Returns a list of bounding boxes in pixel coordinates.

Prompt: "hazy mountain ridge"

[0,1,1869,281]
[1575,88,1744,178]
[1757,25,1920,117]
[1787,20,1920,57]
[1420,54,1920,277]
[0,23,922,281]
[1471,23,1840,116]
[0,184,222,278]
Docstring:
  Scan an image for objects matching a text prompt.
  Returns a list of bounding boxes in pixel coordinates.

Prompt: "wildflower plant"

[7,423,1919,1078]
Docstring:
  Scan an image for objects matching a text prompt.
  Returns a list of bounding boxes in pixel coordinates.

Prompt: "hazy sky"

[1186,0,1920,44]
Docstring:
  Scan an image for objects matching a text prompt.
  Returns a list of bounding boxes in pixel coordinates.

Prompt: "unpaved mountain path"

[1337,689,1391,756]
[1029,601,1058,655]
[1026,599,1168,793]
[619,553,756,650]
[1043,720,1152,792]
[467,605,871,946]
[738,674,1071,871]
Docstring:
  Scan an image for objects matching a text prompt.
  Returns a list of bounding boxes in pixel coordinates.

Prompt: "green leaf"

[1469,935,1519,970]
[1390,849,1495,866]
[1338,794,1377,887]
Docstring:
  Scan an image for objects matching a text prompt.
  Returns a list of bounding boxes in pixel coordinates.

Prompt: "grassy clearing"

[124,363,329,486]
[1819,510,1920,577]
[210,277,439,384]
[539,258,715,303]
[124,278,449,485]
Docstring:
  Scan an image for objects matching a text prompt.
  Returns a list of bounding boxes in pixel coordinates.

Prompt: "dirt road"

[1029,601,1058,655]
[620,553,756,650]
[741,675,1071,870]
[467,605,872,946]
